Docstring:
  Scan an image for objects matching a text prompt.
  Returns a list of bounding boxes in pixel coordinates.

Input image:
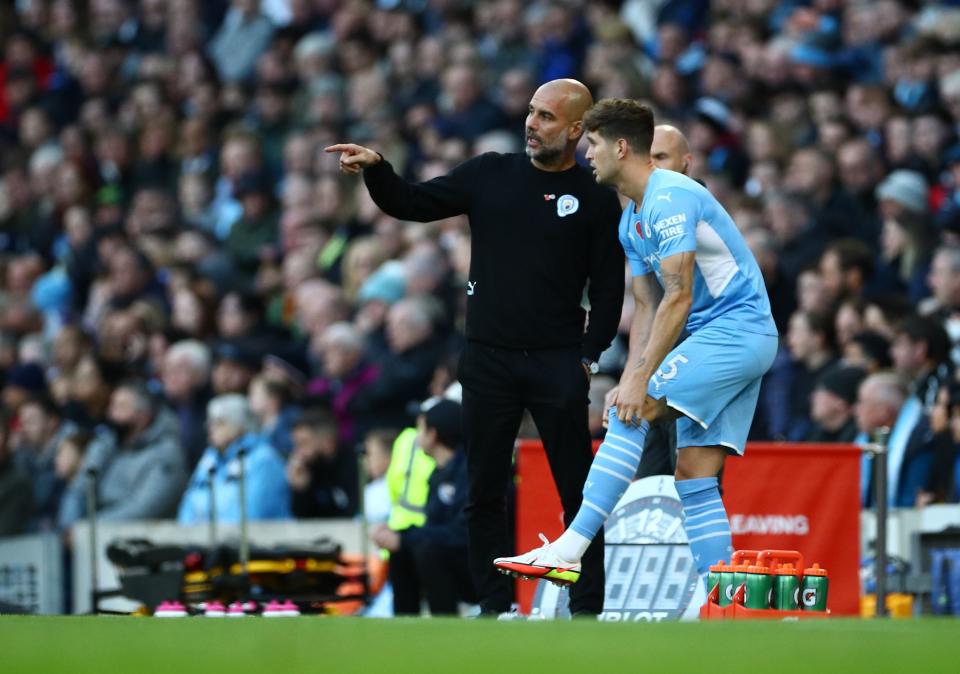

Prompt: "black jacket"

[364,153,624,361]
[290,446,359,519]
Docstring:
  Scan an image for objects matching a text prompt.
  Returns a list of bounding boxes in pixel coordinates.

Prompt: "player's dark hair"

[582,99,655,155]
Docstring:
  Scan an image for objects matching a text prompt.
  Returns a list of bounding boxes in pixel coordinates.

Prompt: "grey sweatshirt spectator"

[59,382,186,528]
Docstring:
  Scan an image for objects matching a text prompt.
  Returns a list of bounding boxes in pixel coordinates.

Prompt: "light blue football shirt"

[618,169,778,337]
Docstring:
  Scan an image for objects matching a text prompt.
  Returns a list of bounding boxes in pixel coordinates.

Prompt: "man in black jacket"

[287,409,357,518]
[371,398,474,615]
[328,79,624,616]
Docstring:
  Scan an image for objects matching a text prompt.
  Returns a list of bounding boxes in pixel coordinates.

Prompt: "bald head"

[534,79,594,121]
[525,79,594,170]
[651,124,692,174]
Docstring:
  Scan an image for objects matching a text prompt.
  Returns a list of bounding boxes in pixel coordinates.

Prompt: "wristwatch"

[581,358,600,375]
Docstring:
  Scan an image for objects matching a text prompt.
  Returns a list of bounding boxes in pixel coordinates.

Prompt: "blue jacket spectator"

[855,373,935,507]
[178,395,291,525]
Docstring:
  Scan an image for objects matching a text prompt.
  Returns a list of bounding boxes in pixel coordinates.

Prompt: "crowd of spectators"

[2,0,960,540]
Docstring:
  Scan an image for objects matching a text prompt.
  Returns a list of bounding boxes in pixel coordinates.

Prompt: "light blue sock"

[676,477,733,581]
[569,412,648,540]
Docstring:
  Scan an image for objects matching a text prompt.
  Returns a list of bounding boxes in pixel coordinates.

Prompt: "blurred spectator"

[178,393,290,524]
[3,362,47,411]
[352,262,406,359]
[59,381,186,527]
[211,342,260,396]
[864,295,914,341]
[924,384,960,504]
[49,326,91,403]
[855,372,935,508]
[247,373,298,458]
[785,310,838,441]
[785,147,866,242]
[0,413,32,537]
[53,429,91,496]
[819,238,875,305]
[433,64,505,142]
[834,298,867,351]
[890,315,953,411]
[162,340,213,468]
[844,331,892,374]
[764,193,824,305]
[287,408,358,518]
[216,290,288,356]
[362,428,396,525]
[208,0,276,84]
[61,355,115,430]
[102,243,166,311]
[11,395,73,531]
[224,170,279,274]
[805,365,866,443]
[921,245,960,368]
[836,138,882,227]
[370,398,474,616]
[350,296,443,432]
[876,170,929,222]
[293,278,349,340]
[689,97,748,187]
[877,217,937,305]
[306,321,379,448]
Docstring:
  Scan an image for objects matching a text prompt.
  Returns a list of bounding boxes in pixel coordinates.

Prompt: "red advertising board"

[515,441,862,616]
[723,443,861,615]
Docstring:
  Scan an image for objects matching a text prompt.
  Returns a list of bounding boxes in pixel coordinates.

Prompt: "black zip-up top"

[363,153,624,361]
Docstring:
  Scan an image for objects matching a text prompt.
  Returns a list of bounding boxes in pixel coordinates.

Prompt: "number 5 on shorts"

[657,354,689,381]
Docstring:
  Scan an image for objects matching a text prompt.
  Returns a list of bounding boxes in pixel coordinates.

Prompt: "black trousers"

[459,342,605,614]
[390,541,477,616]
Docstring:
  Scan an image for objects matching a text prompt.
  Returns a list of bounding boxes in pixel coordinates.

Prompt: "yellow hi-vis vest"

[385,427,435,531]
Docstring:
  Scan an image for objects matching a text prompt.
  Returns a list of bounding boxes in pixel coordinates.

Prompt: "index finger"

[324,144,357,153]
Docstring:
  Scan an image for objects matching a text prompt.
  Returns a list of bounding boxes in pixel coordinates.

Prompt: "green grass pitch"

[2,616,956,674]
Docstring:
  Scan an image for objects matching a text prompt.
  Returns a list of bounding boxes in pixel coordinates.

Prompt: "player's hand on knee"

[324,143,381,174]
